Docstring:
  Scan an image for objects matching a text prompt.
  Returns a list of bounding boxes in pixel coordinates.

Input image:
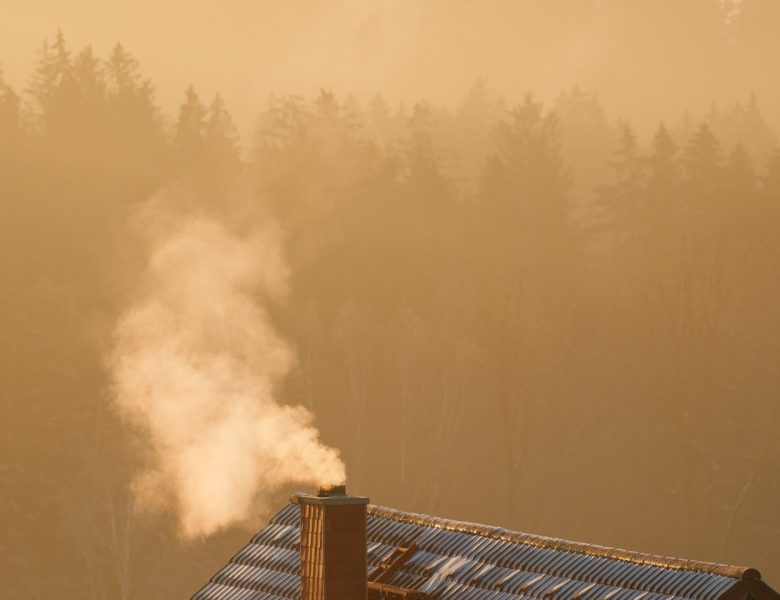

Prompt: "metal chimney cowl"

[292,486,369,600]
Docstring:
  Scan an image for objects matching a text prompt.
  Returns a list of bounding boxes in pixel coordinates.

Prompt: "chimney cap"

[317,484,346,497]
[290,486,369,506]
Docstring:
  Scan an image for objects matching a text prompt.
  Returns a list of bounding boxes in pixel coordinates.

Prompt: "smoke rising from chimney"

[108,206,346,539]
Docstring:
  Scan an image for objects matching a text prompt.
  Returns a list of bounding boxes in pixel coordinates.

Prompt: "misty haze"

[1,1,780,598]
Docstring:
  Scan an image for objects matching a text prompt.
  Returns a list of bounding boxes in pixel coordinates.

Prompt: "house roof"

[192,501,778,600]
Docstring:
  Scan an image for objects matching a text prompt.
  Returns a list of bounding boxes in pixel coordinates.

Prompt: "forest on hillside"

[1,27,780,599]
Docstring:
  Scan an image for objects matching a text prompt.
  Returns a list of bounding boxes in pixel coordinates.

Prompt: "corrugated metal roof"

[192,502,763,600]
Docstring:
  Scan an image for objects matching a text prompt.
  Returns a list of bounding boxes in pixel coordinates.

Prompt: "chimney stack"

[292,485,369,600]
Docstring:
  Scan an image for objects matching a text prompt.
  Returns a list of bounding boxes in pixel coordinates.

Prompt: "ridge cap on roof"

[366,504,761,582]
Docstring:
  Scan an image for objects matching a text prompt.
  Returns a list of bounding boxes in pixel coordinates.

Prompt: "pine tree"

[105,43,141,97]
[104,44,162,139]
[400,103,440,185]
[722,144,759,262]
[204,94,241,170]
[555,86,618,209]
[488,95,570,232]
[647,124,679,193]
[27,30,82,147]
[473,95,581,527]
[627,124,680,249]
[706,94,777,166]
[0,66,23,247]
[315,88,339,120]
[677,124,727,284]
[253,94,311,156]
[311,89,362,158]
[765,149,780,199]
[365,93,393,147]
[73,46,105,106]
[475,94,578,295]
[761,149,780,252]
[70,46,108,166]
[683,123,724,213]
[103,43,167,196]
[450,79,502,194]
[27,30,71,132]
[593,124,643,240]
[458,79,491,122]
[174,86,207,170]
[724,143,756,202]
[0,67,22,158]
[398,102,453,222]
[200,93,242,203]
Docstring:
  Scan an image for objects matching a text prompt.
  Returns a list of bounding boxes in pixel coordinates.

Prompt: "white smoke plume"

[108,209,346,539]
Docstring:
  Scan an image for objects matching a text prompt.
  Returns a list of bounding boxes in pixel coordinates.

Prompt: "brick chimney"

[292,485,369,600]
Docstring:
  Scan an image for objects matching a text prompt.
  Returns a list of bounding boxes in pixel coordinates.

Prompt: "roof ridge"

[367,504,761,582]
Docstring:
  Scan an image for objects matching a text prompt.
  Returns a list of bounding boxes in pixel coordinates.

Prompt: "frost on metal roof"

[192,501,775,600]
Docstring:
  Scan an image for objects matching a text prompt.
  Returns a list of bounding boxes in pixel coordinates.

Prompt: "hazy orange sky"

[2,0,770,136]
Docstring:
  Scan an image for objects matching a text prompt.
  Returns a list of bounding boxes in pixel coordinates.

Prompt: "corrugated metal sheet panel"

[192,502,756,600]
